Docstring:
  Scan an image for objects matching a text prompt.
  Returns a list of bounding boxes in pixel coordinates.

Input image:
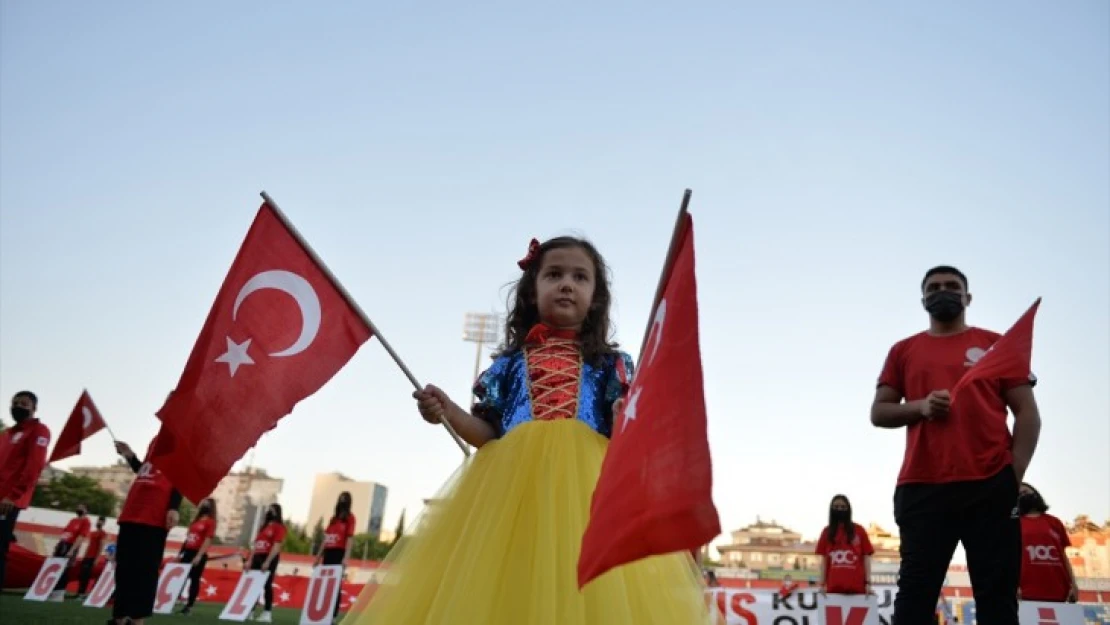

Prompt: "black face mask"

[831,509,850,521]
[265,511,276,523]
[77,509,86,517]
[10,406,30,423]
[1018,493,1038,515]
[924,291,965,323]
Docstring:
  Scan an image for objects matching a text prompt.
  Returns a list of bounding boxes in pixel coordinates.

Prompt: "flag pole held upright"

[639,189,692,356]
[259,191,471,457]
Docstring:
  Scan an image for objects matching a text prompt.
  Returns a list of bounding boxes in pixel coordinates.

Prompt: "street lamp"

[462,312,501,398]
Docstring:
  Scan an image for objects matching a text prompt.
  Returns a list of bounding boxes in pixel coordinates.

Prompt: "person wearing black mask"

[872,266,1042,625]
[0,390,51,589]
[77,515,108,597]
[177,498,218,615]
[49,503,92,601]
[249,503,287,623]
[313,491,357,621]
[1017,483,1078,603]
[815,495,874,596]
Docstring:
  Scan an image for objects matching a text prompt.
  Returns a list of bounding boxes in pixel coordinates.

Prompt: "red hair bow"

[517,238,540,270]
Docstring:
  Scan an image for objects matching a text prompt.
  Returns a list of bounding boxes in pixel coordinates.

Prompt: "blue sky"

[2,1,1107,559]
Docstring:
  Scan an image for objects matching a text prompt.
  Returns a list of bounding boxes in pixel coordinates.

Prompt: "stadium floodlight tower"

[462,312,501,399]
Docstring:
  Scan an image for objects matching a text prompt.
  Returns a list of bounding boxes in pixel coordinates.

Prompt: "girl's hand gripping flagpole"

[259,192,471,458]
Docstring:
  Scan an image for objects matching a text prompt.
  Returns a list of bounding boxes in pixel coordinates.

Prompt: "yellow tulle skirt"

[342,419,713,625]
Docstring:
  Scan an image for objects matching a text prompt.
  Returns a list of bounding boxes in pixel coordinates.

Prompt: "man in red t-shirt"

[0,390,51,589]
[871,266,1042,625]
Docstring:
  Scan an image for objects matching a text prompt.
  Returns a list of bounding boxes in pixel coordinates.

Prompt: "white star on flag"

[621,387,642,433]
[205,585,217,597]
[214,337,254,376]
[279,591,291,603]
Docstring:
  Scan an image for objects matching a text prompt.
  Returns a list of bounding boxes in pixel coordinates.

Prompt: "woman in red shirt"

[112,438,183,625]
[176,498,218,615]
[815,495,875,596]
[313,491,357,621]
[249,503,287,623]
[1018,483,1078,603]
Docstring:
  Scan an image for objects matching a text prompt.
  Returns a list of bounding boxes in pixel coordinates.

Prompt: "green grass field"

[0,592,306,624]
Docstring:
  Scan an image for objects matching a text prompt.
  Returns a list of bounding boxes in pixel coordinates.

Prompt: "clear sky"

[2,1,1107,560]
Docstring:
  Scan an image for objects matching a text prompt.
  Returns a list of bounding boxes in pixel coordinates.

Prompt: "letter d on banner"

[83,561,117,608]
[220,570,270,621]
[24,557,69,602]
[153,563,192,614]
[820,593,881,625]
[301,565,343,625]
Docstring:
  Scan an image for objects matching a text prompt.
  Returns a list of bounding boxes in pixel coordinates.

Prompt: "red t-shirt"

[184,516,217,550]
[253,521,287,555]
[878,328,1035,485]
[816,523,874,594]
[0,418,51,509]
[118,460,174,528]
[60,516,91,544]
[85,529,106,558]
[1020,514,1073,602]
[324,513,357,551]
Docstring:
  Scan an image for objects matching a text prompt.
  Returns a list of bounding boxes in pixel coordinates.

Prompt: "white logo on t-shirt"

[964,347,987,367]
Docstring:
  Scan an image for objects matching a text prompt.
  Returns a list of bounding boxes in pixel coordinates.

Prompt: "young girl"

[313,491,357,622]
[249,503,286,623]
[1017,482,1078,603]
[815,494,874,596]
[343,237,712,624]
[177,498,217,615]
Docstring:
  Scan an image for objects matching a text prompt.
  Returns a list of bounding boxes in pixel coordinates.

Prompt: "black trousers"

[52,541,74,592]
[322,548,346,618]
[77,556,97,595]
[178,548,208,608]
[892,466,1021,625]
[250,552,280,611]
[113,522,169,620]
[0,507,20,589]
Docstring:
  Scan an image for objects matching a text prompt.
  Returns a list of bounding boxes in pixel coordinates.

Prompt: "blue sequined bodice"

[471,347,635,438]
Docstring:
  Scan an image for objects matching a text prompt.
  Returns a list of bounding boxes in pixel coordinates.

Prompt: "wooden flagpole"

[637,189,693,357]
[259,191,471,458]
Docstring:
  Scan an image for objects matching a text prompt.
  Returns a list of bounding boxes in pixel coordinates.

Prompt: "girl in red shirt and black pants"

[250,503,287,623]
[313,491,357,621]
[1018,483,1078,603]
[111,439,182,625]
[177,498,218,615]
[815,495,874,596]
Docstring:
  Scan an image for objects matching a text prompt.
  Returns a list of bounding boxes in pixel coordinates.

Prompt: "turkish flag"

[577,212,721,588]
[49,390,107,462]
[951,297,1041,399]
[151,202,373,501]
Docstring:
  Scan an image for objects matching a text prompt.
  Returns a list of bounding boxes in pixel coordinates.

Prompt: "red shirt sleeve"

[11,424,50,502]
[815,528,829,555]
[1052,517,1072,550]
[858,524,875,555]
[347,514,356,538]
[877,342,904,393]
[78,517,91,539]
[275,523,287,544]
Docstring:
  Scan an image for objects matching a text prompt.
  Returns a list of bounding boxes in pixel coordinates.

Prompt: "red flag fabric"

[951,297,1042,399]
[577,213,721,588]
[48,390,107,462]
[151,202,373,502]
